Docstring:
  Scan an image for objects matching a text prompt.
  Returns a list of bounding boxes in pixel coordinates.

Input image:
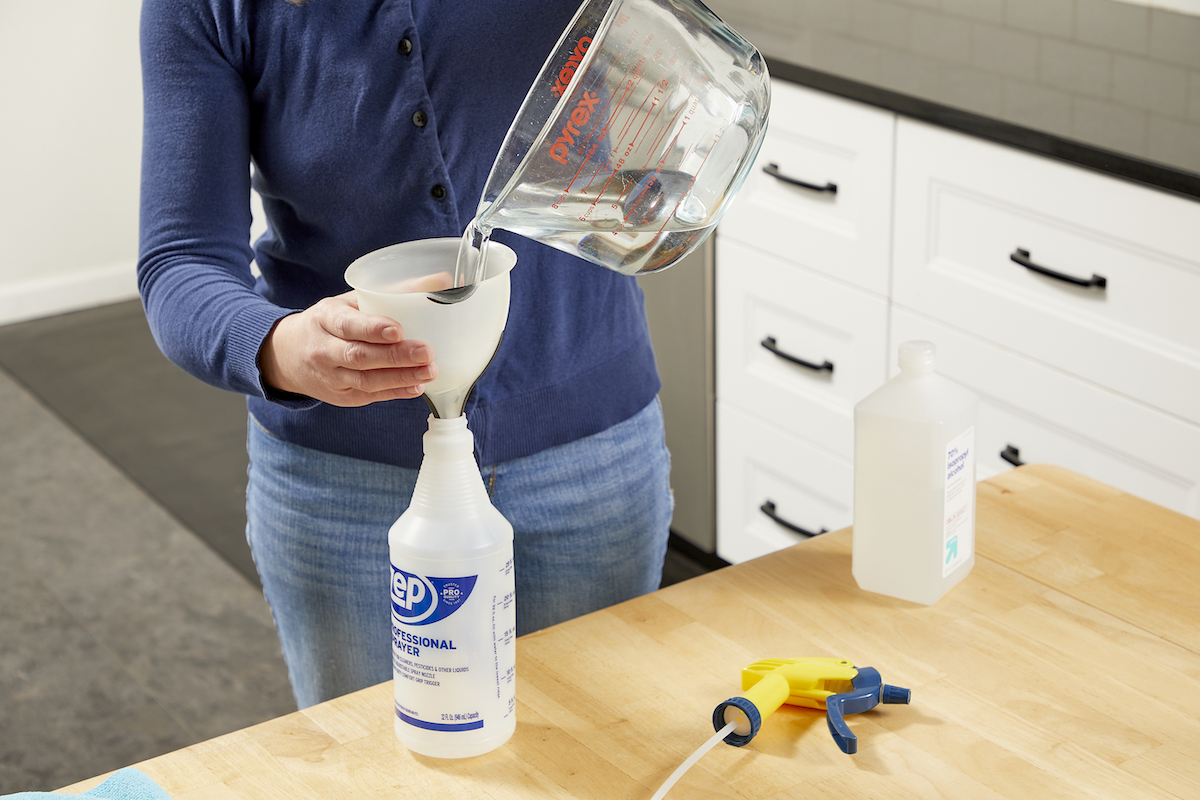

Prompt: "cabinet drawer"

[716,402,852,565]
[893,308,1200,519]
[718,80,895,295]
[715,238,888,457]
[893,118,1200,425]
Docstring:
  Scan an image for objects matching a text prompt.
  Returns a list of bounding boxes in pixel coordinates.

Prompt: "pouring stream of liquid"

[431,220,492,304]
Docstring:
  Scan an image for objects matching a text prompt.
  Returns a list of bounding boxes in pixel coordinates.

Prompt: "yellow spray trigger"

[712,658,911,753]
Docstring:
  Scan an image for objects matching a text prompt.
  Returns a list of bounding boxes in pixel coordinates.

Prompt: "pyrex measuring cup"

[462,0,770,280]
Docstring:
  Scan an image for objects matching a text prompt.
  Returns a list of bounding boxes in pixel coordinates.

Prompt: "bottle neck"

[408,415,490,512]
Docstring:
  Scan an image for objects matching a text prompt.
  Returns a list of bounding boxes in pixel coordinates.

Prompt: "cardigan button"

[412,110,427,127]
[430,184,447,200]
[397,38,413,55]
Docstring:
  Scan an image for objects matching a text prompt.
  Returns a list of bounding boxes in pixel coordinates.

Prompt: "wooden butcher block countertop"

[63,465,1200,799]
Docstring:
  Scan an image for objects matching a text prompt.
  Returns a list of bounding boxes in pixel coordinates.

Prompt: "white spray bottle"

[852,341,978,605]
[389,415,517,759]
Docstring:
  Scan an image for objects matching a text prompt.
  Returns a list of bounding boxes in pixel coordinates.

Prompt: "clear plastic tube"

[650,721,738,800]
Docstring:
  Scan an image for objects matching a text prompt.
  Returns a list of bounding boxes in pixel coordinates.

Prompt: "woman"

[138,0,672,708]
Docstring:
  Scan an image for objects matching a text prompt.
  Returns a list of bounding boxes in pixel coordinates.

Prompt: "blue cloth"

[245,400,672,708]
[4,768,171,800]
[138,0,661,470]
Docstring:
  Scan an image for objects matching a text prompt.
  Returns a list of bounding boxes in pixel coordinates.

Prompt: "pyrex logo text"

[551,36,593,98]
[549,91,600,165]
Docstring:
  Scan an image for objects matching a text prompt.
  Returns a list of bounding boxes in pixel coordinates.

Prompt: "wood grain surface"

[61,465,1200,799]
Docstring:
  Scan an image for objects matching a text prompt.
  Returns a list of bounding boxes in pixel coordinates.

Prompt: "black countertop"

[710,0,1200,201]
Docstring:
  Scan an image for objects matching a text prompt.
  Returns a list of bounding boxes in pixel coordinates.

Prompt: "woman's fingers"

[259,292,438,407]
[320,293,405,344]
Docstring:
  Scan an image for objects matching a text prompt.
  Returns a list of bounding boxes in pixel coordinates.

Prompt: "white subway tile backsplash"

[1112,54,1190,115]
[1076,0,1150,54]
[1148,115,1200,166]
[1002,80,1075,137]
[1006,0,1075,38]
[1072,95,1150,154]
[704,0,1200,173]
[941,0,1004,24]
[971,23,1040,81]
[1149,9,1200,65]
[911,11,972,63]
[851,0,914,48]
[1039,39,1113,98]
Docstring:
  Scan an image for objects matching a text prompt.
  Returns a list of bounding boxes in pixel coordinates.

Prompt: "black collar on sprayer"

[651,658,912,800]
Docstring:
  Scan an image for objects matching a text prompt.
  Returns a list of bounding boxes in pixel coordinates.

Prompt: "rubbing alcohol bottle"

[389,415,517,758]
[852,341,979,605]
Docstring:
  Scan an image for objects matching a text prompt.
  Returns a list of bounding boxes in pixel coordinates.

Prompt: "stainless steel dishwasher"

[641,237,716,554]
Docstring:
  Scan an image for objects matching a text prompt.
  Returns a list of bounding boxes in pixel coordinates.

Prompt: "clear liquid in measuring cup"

[462,157,735,277]
[456,0,768,284]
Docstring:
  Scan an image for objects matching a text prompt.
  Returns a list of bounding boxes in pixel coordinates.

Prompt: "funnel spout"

[423,336,504,419]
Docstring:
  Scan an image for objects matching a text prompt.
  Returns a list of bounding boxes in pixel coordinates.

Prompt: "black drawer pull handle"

[763,162,838,194]
[1000,445,1025,467]
[760,501,828,538]
[761,336,834,373]
[1011,248,1107,289]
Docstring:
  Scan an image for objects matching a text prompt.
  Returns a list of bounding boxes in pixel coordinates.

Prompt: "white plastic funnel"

[345,238,517,418]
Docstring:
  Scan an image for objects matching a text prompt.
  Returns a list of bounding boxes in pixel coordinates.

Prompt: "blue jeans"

[246,399,672,708]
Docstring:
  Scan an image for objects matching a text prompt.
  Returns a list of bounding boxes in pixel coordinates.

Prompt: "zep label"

[391,568,477,628]
[390,555,516,735]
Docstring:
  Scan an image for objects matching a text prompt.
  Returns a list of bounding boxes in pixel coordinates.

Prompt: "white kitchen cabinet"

[715,238,888,457]
[893,308,1200,517]
[717,80,896,296]
[714,81,894,562]
[893,119,1200,426]
[716,401,853,565]
[713,81,1200,564]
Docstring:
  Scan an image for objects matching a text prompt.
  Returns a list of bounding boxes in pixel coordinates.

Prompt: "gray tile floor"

[0,368,295,793]
[0,301,713,793]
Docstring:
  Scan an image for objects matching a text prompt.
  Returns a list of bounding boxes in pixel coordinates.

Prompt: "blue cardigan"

[138,0,660,469]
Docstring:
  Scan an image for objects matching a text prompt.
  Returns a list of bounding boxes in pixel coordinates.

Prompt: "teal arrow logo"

[946,536,958,564]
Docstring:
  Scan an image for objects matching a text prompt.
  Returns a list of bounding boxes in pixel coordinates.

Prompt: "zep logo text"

[391,565,478,626]
[393,571,434,616]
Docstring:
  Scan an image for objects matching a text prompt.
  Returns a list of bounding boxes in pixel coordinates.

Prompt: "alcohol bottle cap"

[898,341,936,374]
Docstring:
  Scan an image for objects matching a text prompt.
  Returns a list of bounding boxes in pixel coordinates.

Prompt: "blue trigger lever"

[824,667,912,754]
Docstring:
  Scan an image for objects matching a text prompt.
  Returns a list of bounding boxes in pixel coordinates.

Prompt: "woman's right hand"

[258,291,437,407]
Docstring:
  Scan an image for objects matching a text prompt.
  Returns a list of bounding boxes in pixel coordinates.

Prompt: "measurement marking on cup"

[634,76,673,162]
[645,93,681,155]
[625,81,663,156]
[614,54,650,143]
[563,152,595,197]
[611,93,685,208]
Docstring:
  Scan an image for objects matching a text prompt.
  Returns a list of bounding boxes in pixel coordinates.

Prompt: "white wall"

[0,2,143,326]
